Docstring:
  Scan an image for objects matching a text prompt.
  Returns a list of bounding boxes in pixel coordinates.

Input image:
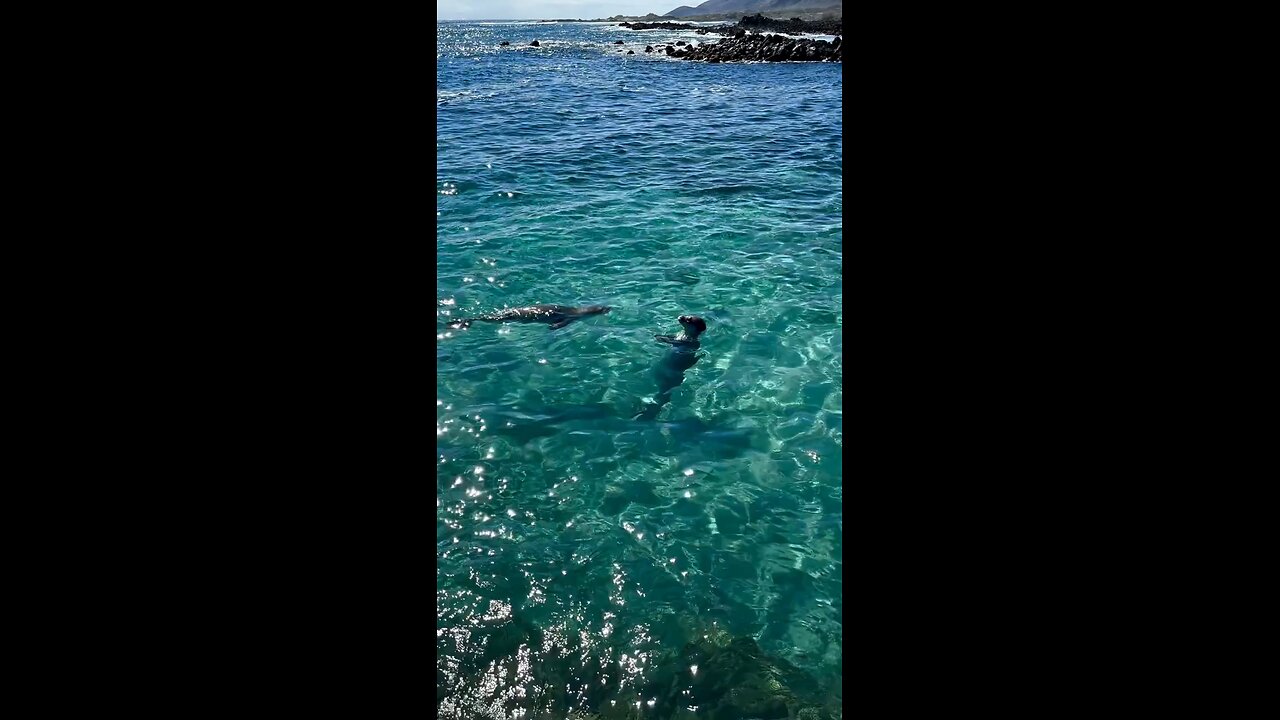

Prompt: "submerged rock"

[529,40,540,47]
[590,617,839,720]
[438,612,839,720]
[500,41,510,46]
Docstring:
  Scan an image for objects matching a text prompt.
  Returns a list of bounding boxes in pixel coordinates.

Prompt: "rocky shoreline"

[663,32,841,63]
[509,13,844,64]
[617,20,700,30]
[738,12,842,35]
[622,13,842,63]
[620,13,841,38]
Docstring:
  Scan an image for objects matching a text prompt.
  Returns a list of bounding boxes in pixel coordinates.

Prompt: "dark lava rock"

[674,32,841,63]
[623,21,695,30]
[614,40,623,44]
[529,40,540,47]
[676,40,686,45]
[738,12,841,36]
[665,45,676,55]
[645,45,653,52]
[626,50,634,54]
[499,41,510,46]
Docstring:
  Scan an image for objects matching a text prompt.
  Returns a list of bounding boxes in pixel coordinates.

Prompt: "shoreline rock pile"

[618,21,699,30]
[739,12,842,36]
[666,33,841,63]
[623,14,843,63]
[504,15,844,63]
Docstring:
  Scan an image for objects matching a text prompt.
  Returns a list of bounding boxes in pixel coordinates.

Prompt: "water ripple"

[438,19,841,720]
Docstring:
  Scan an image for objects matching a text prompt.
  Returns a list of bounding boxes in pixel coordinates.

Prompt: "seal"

[634,314,708,420]
[449,304,611,331]
[654,314,706,349]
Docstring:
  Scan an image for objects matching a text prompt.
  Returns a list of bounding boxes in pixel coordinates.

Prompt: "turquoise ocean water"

[438,20,841,719]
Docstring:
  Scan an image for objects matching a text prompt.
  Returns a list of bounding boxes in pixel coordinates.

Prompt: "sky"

[436,1,676,20]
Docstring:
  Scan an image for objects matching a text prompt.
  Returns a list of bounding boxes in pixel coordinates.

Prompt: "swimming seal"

[449,304,612,331]
[634,314,708,420]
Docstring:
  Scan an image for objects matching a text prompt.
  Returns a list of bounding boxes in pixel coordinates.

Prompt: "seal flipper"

[632,392,670,420]
[549,318,573,330]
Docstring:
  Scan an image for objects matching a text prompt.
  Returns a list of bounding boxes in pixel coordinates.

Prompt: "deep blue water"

[438,20,841,719]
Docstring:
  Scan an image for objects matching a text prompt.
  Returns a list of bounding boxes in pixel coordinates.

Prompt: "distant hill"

[665,0,838,18]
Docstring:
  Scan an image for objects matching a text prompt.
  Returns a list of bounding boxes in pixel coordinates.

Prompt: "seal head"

[677,315,707,335]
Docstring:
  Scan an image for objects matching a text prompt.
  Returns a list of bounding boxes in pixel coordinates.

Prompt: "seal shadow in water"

[484,399,762,459]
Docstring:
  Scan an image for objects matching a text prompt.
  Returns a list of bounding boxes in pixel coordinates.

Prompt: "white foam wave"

[749,31,838,42]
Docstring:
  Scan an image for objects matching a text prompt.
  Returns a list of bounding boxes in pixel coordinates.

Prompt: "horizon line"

[436,17,659,21]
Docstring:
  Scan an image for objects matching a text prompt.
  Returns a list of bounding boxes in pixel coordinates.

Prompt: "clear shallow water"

[438,20,841,719]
